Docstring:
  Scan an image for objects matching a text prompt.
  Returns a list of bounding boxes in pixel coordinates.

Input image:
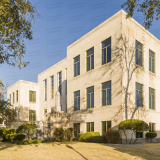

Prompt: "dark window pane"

[91,93,94,108]
[91,122,94,132]
[102,90,106,106]
[102,48,106,65]
[87,57,90,71]
[87,123,90,132]
[107,121,111,130]
[152,58,154,73]
[102,38,111,48]
[102,81,111,89]
[91,54,94,69]
[149,57,151,71]
[102,122,106,136]
[149,94,151,109]
[87,94,90,108]
[107,45,111,62]
[107,89,111,105]
[139,91,142,107]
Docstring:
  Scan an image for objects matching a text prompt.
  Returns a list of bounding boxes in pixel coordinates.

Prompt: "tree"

[16,123,37,139]
[122,0,160,29]
[0,0,39,68]
[0,80,17,126]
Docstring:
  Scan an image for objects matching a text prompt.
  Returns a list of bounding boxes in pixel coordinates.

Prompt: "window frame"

[74,90,80,111]
[58,71,62,95]
[102,81,111,106]
[149,50,155,73]
[86,47,94,72]
[136,82,143,107]
[50,75,54,99]
[74,55,80,77]
[102,37,111,65]
[149,122,156,132]
[101,121,111,136]
[29,90,36,102]
[44,79,47,101]
[29,110,36,122]
[87,86,94,109]
[149,87,155,110]
[16,90,18,102]
[135,40,143,67]
[86,122,94,132]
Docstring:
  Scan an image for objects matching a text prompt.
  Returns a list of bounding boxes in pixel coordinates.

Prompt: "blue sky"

[1,0,160,91]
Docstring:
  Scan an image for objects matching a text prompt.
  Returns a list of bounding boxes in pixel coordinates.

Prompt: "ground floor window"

[86,122,94,132]
[149,123,156,132]
[102,121,111,136]
[74,123,80,137]
[29,110,36,121]
[136,132,143,138]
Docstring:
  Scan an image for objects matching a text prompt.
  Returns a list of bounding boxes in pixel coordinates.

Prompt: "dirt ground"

[0,141,160,160]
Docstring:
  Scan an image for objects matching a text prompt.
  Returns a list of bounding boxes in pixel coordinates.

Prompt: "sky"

[1,0,160,94]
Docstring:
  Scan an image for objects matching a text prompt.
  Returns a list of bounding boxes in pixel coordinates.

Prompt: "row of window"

[74,122,156,138]
[74,81,155,110]
[73,39,155,78]
[9,90,18,104]
[44,71,62,101]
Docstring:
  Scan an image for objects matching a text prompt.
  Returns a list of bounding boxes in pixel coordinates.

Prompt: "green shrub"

[106,128,121,144]
[146,132,157,143]
[53,128,64,142]
[0,128,16,141]
[14,134,25,141]
[77,132,106,143]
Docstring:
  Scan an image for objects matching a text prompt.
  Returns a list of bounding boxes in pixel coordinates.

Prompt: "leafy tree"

[16,123,37,140]
[122,0,160,29]
[0,0,39,68]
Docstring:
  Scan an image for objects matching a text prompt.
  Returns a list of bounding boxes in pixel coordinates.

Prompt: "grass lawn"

[0,141,160,160]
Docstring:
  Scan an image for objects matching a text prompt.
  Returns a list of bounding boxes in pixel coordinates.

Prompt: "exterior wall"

[67,11,123,135]
[7,80,39,123]
[38,58,67,121]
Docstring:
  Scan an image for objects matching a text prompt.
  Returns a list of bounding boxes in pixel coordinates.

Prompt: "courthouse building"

[7,10,160,141]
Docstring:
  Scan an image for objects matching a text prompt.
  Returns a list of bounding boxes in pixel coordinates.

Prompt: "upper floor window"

[87,122,94,132]
[44,79,47,101]
[29,110,36,121]
[149,50,155,73]
[74,91,80,111]
[87,47,94,71]
[58,72,62,95]
[16,90,18,102]
[102,81,111,106]
[74,55,80,77]
[102,37,111,65]
[149,88,155,109]
[29,90,36,102]
[136,83,143,107]
[87,86,94,108]
[10,94,11,104]
[135,41,142,67]
[149,123,156,132]
[13,92,14,103]
[51,76,54,99]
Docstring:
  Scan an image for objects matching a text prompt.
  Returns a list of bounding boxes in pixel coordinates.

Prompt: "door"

[74,123,80,137]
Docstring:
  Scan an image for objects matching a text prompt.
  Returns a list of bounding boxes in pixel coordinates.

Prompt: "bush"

[53,128,64,142]
[14,134,25,141]
[0,128,16,141]
[146,132,157,143]
[106,128,121,144]
[67,128,73,141]
[77,132,106,143]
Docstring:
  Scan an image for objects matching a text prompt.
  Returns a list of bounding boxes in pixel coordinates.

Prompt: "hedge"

[5,134,25,142]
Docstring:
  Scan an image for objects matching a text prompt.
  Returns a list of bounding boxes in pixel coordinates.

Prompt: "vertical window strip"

[74,56,80,77]
[10,94,11,104]
[87,48,94,71]
[74,91,80,110]
[149,88,155,109]
[59,72,62,95]
[102,37,111,65]
[87,86,94,108]
[136,41,142,66]
[136,83,143,107]
[149,50,154,73]
[102,81,111,106]
[51,76,54,99]
[16,90,18,102]
[45,79,47,101]
[13,92,14,103]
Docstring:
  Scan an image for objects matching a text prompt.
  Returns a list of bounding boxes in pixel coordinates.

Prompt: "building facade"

[7,10,160,141]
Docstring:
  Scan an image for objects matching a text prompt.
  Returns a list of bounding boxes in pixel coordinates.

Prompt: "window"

[87,86,94,108]
[74,55,80,77]
[102,37,111,65]
[102,81,111,106]
[15,107,19,119]
[149,50,155,73]
[74,91,80,111]
[13,92,14,103]
[136,41,142,66]
[58,72,62,95]
[44,109,47,115]
[29,110,36,121]
[51,107,54,113]
[74,123,80,137]
[136,83,143,107]
[44,79,47,101]
[87,47,94,71]
[86,122,94,132]
[51,76,54,99]
[102,121,111,136]
[136,132,143,138]
[16,90,18,102]
[10,94,11,104]
[149,88,155,109]
[29,90,36,102]
[149,123,156,132]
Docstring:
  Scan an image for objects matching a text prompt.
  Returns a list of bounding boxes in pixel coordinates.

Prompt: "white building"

[7,10,160,141]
